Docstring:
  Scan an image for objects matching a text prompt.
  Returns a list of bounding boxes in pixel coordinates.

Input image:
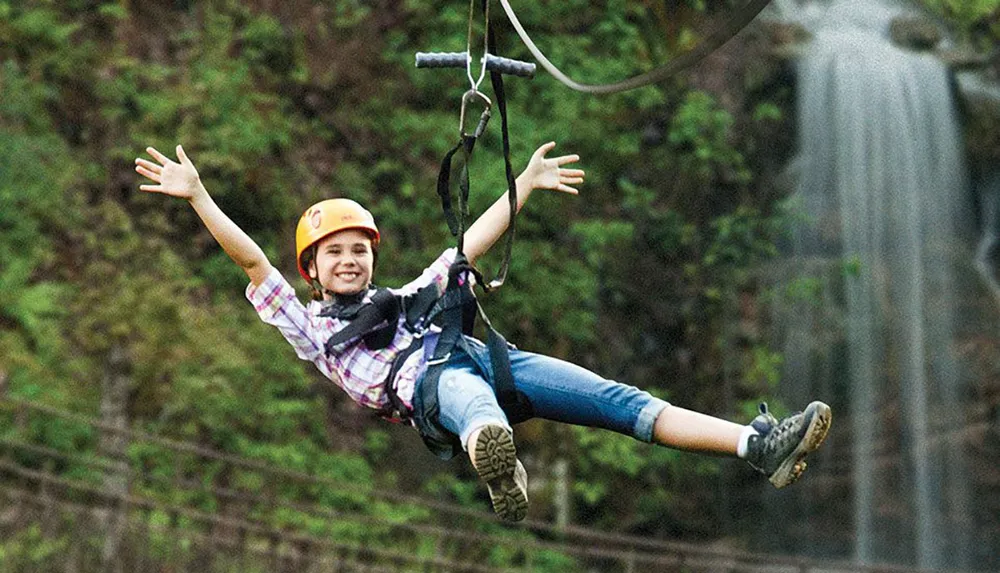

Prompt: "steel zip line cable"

[499,0,775,94]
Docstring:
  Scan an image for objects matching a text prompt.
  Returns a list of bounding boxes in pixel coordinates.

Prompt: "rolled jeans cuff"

[634,398,670,443]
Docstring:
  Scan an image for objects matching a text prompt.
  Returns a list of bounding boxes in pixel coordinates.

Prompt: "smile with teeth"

[336,272,361,281]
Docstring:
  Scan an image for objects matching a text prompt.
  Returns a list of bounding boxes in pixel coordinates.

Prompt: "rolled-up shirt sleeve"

[246,268,330,362]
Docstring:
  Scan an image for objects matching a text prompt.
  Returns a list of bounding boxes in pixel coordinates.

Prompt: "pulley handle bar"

[415,52,536,79]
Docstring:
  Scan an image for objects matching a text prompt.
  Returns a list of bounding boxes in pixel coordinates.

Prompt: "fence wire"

[0,398,955,573]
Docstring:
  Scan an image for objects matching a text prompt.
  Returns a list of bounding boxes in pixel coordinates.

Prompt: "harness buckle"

[459,89,492,138]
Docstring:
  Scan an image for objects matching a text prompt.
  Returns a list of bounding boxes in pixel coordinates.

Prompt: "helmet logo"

[310,209,322,229]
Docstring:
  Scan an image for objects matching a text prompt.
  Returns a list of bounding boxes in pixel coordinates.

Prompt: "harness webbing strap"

[487,327,517,413]
[412,261,472,458]
[322,288,400,354]
[435,0,517,290]
[436,137,470,238]
[407,1,526,458]
[483,0,517,290]
[324,1,529,458]
[408,252,533,459]
[403,284,444,330]
[322,282,445,355]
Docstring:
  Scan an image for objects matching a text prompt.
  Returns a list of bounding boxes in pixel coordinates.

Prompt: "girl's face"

[309,229,375,297]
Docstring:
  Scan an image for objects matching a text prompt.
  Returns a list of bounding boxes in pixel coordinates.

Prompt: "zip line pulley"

[413,0,535,291]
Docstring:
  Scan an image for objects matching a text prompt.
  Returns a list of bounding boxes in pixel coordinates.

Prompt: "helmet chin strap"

[330,286,371,303]
[316,281,373,303]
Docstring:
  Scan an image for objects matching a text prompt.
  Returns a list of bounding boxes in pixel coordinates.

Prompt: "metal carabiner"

[459,88,492,138]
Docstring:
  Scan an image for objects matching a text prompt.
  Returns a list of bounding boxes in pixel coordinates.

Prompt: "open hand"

[521,141,585,195]
[134,145,203,200]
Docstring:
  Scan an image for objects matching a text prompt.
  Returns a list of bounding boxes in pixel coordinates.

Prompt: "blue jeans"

[420,336,670,450]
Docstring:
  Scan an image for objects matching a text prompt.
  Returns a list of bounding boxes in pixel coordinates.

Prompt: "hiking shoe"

[473,425,528,522]
[746,401,832,488]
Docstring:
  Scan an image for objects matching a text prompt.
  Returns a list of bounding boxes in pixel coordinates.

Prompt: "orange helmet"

[295,198,380,282]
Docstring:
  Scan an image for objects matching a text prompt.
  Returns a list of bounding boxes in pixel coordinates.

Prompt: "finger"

[556,185,579,195]
[560,168,585,178]
[146,146,171,165]
[534,141,557,158]
[562,177,584,185]
[134,158,162,174]
[139,184,164,192]
[554,154,580,166]
[135,165,161,181]
[176,144,191,166]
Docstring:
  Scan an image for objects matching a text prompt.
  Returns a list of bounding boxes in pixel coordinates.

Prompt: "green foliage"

[744,344,783,389]
[0,524,68,569]
[0,0,803,564]
[0,74,80,398]
[669,91,750,183]
[704,205,785,283]
[423,471,481,508]
[842,254,863,278]
[752,102,783,123]
[916,0,1000,47]
[783,275,824,305]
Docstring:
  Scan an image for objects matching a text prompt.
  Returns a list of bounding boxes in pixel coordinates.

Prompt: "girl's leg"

[434,356,528,521]
[652,405,744,456]
[506,349,831,487]
[480,344,829,489]
[435,358,510,450]
[506,350,752,457]
[505,349,670,442]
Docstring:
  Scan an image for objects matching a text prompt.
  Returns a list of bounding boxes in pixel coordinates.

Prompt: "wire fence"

[0,397,955,573]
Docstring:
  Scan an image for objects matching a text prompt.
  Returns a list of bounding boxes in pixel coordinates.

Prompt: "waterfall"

[975,166,1000,303]
[780,0,973,568]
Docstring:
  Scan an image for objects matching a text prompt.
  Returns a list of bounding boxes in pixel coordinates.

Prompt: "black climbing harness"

[416,0,535,291]
[317,0,536,459]
[398,0,535,458]
[319,257,533,459]
[407,0,538,457]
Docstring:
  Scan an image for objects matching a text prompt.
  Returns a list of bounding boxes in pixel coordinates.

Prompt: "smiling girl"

[135,143,831,521]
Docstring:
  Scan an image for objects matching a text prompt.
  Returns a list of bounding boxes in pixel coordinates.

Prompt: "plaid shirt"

[246,248,456,412]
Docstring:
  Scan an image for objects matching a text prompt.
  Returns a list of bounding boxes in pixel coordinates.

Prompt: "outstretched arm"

[463,141,584,265]
[134,145,274,286]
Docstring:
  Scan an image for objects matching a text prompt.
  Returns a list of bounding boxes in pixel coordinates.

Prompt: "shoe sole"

[769,401,832,489]
[474,425,528,522]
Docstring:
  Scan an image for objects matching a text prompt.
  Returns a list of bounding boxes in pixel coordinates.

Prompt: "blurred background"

[1,0,998,571]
